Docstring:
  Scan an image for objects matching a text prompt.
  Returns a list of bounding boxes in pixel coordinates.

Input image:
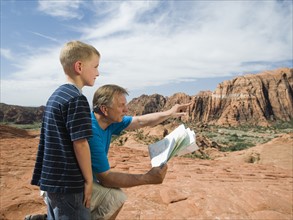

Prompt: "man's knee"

[91,183,127,220]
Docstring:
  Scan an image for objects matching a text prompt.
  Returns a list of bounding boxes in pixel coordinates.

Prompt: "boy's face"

[81,54,100,87]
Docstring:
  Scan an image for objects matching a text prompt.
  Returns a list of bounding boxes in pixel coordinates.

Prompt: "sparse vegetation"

[3,118,292,160]
[181,120,293,158]
[272,119,293,130]
[0,122,41,130]
[134,129,160,145]
[198,123,292,152]
[219,142,254,152]
[183,151,211,160]
[111,129,161,146]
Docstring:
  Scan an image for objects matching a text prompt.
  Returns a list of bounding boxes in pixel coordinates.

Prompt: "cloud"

[8,44,62,78]
[0,45,67,106]
[79,1,292,88]
[37,0,83,20]
[0,48,13,60]
[2,0,292,106]
[29,31,60,43]
[1,79,61,106]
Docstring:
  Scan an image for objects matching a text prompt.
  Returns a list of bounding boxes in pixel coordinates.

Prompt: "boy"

[31,41,100,220]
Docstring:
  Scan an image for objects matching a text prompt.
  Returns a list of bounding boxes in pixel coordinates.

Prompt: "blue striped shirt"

[31,84,92,193]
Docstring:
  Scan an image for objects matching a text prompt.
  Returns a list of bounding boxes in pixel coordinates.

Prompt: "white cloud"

[2,0,292,106]
[1,79,60,106]
[37,0,83,20]
[77,0,291,91]
[29,31,60,43]
[0,48,13,60]
[10,46,64,81]
[1,44,67,106]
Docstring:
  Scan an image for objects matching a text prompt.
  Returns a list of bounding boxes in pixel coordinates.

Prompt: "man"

[89,84,191,220]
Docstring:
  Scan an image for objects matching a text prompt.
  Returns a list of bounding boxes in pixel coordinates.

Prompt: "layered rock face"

[208,68,293,126]
[128,68,293,126]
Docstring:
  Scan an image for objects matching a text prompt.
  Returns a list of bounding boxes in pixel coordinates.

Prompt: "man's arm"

[73,139,93,208]
[96,165,167,188]
[126,103,191,130]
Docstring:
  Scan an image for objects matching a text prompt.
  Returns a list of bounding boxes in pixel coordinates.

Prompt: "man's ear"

[74,61,82,74]
[100,105,108,116]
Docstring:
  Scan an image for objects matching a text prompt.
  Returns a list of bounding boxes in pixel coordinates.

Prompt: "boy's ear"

[74,61,82,74]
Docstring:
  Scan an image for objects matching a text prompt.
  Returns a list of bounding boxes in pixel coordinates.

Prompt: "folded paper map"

[148,124,199,167]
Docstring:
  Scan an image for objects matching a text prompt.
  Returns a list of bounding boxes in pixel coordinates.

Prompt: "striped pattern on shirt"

[31,84,92,193]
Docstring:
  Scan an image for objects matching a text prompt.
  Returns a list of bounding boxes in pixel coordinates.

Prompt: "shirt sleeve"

[66,96,92,141]
[111,116,132,135]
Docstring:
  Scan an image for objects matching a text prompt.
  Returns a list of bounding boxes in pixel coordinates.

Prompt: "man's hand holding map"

[148,124,199,167]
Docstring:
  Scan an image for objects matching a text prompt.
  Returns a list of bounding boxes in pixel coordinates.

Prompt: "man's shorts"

[91,181,127,220]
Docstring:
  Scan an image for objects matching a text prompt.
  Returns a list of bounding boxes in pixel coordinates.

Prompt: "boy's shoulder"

[55,84,81,95]
[48,84,85,106]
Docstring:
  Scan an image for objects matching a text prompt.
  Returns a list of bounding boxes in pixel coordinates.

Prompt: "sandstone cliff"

[128,67,293,126]
[209,68,293,126]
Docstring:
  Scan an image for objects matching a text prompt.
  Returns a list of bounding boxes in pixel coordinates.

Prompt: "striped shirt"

[31,84,92,193]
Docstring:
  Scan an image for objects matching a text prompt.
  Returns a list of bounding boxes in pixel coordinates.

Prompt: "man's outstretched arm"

[126,103,191,130]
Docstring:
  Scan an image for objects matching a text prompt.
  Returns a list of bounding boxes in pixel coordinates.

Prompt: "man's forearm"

[96,171,151,188]
[132,110,172,129]
[126,103,190,130]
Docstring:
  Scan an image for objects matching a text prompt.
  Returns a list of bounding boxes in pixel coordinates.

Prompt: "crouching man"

[89,84,191,219]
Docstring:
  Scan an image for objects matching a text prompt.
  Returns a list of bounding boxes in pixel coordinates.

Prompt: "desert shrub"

[136,129,144,140]
[272,119,293,130]
[111,131,127,143]
[206,133,217,138]
[183,151,211,160]
[228,133,240,142]
[219,142,254,152]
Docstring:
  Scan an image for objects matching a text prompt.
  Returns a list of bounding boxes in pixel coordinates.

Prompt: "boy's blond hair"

[60,40,100,75]
[93,84,128,112]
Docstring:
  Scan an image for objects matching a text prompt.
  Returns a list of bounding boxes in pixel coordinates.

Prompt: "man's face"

[106,93,128,123]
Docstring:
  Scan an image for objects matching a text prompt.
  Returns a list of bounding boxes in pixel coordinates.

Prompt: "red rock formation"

[127,94,166,116]
[210,68,293,126]
[127,68,293,126]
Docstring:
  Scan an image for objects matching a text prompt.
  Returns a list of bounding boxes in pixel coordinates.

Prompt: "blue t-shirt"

[88,111,132,176]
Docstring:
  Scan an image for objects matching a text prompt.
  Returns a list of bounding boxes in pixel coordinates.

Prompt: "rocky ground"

[0,125,292,220]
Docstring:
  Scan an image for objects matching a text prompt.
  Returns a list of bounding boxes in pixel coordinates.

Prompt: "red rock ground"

[0,125,292,220]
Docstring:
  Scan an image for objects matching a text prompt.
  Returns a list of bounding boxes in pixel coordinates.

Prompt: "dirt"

[0,125,292,220]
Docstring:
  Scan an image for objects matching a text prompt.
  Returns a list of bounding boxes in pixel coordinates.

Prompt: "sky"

[1,0,292,107]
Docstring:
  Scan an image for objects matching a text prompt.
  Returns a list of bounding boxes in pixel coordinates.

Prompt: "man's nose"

[124,106,128,113]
